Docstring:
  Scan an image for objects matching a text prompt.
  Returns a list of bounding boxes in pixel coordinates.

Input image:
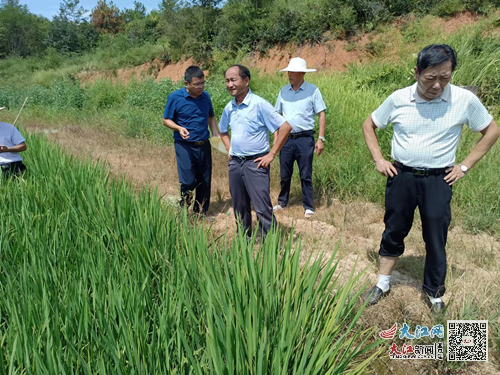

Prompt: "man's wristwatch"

[459,163,468,174]
[318,136,326,142]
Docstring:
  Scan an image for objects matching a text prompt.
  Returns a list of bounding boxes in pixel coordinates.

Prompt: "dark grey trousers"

[228,158,277,237]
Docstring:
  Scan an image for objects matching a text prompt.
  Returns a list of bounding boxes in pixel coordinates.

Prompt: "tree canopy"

[0,0,499,62]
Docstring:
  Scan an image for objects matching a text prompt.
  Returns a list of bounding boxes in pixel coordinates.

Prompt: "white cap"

[280,57,317,73]
[0,107,4,111]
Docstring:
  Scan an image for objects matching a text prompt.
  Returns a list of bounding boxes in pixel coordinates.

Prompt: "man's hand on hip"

[255,153,275,169]
[315,140,324,156]
[444,165,465,185]
[375,159,398,177]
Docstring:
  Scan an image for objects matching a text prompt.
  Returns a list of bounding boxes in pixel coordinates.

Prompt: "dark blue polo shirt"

[163,88,215,142]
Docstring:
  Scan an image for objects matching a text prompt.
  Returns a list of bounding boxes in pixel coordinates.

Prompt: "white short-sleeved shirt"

[0,122,25,164]
[275,81,326,133]
[371,83,493,168]
[219,90,286,157]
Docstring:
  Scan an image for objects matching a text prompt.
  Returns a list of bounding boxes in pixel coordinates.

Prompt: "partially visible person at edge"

[0,106,28,177]
[219,65,292,238]
[273,57,326,218]
[362,44,499,313]
[162,66,220,215]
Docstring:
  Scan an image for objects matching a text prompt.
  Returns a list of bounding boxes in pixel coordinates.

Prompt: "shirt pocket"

[244,108,263,134]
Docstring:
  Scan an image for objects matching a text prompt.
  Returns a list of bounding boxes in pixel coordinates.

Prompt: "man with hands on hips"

[362,44,498,313]
[219,65,292,238]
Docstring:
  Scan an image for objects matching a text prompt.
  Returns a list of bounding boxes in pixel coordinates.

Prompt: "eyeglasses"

[191,81,206,88]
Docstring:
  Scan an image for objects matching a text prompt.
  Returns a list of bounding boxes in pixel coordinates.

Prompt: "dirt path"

[27,123,500,374]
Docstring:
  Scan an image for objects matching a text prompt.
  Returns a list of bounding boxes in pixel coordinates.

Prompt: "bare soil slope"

[77,13,478,84]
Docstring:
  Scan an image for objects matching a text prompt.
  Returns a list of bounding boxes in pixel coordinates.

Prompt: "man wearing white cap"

[0,107,28,176]
[273,57,326,217]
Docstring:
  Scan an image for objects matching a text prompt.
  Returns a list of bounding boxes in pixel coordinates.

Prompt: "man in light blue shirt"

[273,58,326,218]
[0,107,28,177]
[219,65,292,237]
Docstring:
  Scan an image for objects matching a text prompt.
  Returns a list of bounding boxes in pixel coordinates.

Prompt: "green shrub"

[83,79,126,110]
[431,0,467,16]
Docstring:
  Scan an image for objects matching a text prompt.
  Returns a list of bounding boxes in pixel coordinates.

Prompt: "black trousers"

[1,161,26,178]
[379,167,453,298]
[228,158,277,237]
[277,135,315,211]
[174,141,212,214]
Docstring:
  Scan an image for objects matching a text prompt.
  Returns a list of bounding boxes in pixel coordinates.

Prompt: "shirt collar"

[288,81,307,92]
[410,82,451,103]
[184,87,204,99]
[232,89,252,107]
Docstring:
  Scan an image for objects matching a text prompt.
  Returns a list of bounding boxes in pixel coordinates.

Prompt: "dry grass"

[22,120,500,374]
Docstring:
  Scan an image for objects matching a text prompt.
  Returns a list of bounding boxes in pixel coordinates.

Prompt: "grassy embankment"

[0,132,380,372]
[1,14,499,235]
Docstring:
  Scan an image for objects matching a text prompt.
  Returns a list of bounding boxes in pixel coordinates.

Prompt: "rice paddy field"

[0,134,380,373]
[1,12,500,375]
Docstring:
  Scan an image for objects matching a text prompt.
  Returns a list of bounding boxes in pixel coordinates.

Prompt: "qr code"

[447,320,488,361]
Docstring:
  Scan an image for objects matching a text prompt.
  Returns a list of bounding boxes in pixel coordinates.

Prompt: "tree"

[123,1,146,23]
[91,0,124,34]
[46,0,89,53]
[59,0,87,23]
[0,0,49,57]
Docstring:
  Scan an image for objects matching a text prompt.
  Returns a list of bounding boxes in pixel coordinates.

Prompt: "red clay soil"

[77,12,479,84]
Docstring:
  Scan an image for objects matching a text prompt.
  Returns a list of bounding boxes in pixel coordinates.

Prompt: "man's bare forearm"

[163,118,182,132]
[269,122,292,156]
[0,142,27,153]
[362,115,384,162]
[461,120,499,169]
[318,111,326,138]
[220,132,231,152]
[208,116,219,137]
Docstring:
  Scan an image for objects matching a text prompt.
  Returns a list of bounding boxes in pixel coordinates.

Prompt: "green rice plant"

[0,132,380,373]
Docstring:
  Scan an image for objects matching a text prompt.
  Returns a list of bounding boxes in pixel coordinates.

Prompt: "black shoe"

[364,286,389,306]
[431,301,446,314]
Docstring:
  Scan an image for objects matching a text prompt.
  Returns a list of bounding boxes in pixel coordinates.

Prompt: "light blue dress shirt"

[219,90,286,157]
[275,81,326,133]
[0,122,25,164]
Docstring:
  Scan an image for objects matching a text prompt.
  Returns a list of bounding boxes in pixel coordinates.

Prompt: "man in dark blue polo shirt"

[163,66,219,214]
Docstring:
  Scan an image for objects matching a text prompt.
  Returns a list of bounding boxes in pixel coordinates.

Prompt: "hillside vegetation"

[2,11,500,235]
[1,0,500,80]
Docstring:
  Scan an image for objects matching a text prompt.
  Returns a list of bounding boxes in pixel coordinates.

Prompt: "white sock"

[376,274,391,293]
[429,296,442,304]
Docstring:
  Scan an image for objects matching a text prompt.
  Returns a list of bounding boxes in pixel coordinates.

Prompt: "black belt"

[289,130,315,139]
[177,140,208,146]
[232,152,267,162]
[394,161,448,176]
